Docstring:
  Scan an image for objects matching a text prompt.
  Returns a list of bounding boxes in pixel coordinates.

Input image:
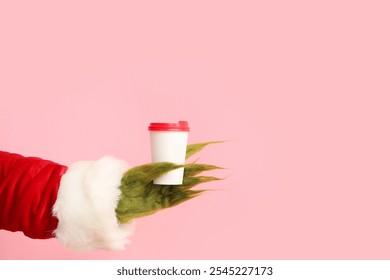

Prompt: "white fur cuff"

[52,156,134,251]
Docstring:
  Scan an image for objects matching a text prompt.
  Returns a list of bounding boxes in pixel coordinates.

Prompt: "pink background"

[1,1,389,259]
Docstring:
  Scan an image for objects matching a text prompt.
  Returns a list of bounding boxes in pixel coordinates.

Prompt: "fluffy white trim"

[52,156,134,251]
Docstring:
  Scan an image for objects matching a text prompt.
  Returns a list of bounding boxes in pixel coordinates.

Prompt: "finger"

[184,163,223,177]
[121,162,183,186]
[186,141,225,159]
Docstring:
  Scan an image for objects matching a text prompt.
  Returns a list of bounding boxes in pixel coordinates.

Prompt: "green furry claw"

[186,141,225,159]
[115,141,224,224]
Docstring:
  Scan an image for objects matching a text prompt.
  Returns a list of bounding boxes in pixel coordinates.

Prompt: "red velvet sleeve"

[0,151,68,239]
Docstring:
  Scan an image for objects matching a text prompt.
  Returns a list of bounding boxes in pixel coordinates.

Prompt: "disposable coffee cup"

[148,121,190,185]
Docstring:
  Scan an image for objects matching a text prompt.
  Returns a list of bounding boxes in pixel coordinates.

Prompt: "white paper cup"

[148,121,190,185]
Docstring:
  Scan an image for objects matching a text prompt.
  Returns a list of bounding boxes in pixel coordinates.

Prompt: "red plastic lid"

[148,121,190,132]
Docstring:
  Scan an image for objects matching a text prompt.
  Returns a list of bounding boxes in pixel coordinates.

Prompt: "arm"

[0,142,222,251]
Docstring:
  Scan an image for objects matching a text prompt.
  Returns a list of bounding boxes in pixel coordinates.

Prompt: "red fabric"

[0,151,68,239]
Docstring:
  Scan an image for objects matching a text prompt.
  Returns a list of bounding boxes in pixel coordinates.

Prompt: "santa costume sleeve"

[0,151,135,251]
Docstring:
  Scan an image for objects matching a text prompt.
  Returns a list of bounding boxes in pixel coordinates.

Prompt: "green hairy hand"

[115,141,223,224]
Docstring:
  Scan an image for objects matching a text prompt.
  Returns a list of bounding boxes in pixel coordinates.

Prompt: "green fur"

[115,142,223,224]
[185,141,225,159]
